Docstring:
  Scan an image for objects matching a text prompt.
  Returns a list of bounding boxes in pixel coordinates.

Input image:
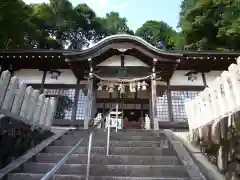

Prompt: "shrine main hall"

[0,34,240,130]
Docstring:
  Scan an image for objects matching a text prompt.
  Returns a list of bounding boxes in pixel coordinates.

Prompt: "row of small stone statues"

[0,70,57,131]
[185,56,240,142]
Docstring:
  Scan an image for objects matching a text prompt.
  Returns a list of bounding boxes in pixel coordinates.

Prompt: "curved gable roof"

[64,34,183,60]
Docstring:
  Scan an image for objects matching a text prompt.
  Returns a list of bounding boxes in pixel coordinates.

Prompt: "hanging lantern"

[142,81,148,91]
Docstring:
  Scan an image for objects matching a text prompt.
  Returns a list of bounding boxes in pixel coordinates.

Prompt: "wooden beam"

[96,98,149,104]
[27,83,86,89]
[169,86,205,91]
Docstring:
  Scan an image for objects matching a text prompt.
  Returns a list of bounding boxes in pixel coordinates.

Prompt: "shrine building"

[1,34,240,130]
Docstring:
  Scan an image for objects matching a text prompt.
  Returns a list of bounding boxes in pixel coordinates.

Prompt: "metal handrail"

[41,108,113,180]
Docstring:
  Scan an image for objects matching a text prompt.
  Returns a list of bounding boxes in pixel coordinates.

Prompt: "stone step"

[70,130,160,136]
[21,163,189,178]
[69,129,163,134]
[61,135,166,141]
[8,173,191,180]
[53,139,170,147]
[45,146,177,156]
[35,153,181,165]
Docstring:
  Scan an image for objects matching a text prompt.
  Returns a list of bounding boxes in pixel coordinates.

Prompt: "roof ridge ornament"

[116,48,130,52]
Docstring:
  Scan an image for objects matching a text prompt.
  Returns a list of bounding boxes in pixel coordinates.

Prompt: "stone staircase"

[7,129,204,180]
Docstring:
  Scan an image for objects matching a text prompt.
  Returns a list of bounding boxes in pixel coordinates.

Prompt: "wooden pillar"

[84,76,93,129]
[91,82,97,118]
[166,82,173,122]
[0,59,3,74]
[40,70,47,94]
[151,67,158,130]
[71,79,80,121]
[149,88,152,120]
[141,104,144,129]
[84,60,94,129]
[201,72,208,87]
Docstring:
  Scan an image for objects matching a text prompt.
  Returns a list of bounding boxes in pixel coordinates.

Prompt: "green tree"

[29,1,98,49]
[0,0,34,48]
[135,20,178,50]
[68,3,99,49]
[103,12,134,36]
[28,3,62,48]
[179,0,240,50]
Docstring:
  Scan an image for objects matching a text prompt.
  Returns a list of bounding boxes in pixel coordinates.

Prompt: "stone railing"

[185,57,240,179]
[0,70,57,130]
[0,70,57,168]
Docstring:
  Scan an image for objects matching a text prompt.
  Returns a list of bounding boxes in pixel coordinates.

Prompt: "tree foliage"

[1,0,239,50]
[179,0,240,50]
[135,21,178,50]
[0,0,133,49]
[0,0,33,48]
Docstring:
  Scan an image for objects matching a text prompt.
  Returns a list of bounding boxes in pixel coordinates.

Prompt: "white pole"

[106,126,110,156]
[116,104,118,132]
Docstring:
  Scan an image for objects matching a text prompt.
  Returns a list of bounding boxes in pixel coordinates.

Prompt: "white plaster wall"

[124,55,149,67]
[97,55,149,67]
[14,69,77,84]
[204,71,222,87]
[45,69,77,84]
[14,69,43,84]
[170,70,204,86]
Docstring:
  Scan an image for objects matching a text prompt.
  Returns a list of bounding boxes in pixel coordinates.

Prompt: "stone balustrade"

[0,70,57,131]
[185,57,240,179]
[0,70,56,168]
